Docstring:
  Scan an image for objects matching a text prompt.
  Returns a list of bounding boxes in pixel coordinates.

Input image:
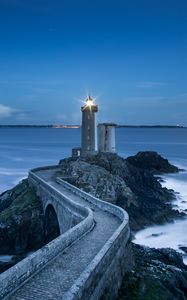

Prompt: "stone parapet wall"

[56,177,130,300]
[56,177,128,221]
[0,169,94,299]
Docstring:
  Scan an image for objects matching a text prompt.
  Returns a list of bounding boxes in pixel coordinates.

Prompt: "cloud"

[137,81,167,89]
[0,103,33,121]
[0,104,14,118]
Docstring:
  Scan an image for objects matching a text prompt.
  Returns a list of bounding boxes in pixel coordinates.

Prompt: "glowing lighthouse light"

[85,95,95,108]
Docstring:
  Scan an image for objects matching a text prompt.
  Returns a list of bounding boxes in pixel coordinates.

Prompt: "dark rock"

[126,151,180,174]
[179,246,187,254]
[0,179,45,256]
[118,243,187,300]
[0,181,29,213]
[157,177,165,183]
[60,152,184,231]
[0,254,26,273]
[58,159,135,205]
[150,232,165,237]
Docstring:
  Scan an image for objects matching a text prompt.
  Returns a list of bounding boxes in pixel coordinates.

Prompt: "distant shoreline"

[0,125,186,129]
[117,125,186,128]
[0,125,81,129]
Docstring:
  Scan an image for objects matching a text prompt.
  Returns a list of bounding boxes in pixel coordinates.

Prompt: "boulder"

[58,159,135,205]
[0,180,29,213]
[126,151,180,174]
[118,243,187,300]
[0,180,45,256]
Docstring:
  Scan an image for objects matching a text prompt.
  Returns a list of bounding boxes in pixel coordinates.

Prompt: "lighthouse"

[81,96,98,156]
[71,95,117,159]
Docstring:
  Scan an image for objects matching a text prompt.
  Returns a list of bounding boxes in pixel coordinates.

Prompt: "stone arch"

[45,204,60,243]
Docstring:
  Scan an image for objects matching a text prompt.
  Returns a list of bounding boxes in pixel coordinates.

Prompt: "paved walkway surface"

[7,168,121,300]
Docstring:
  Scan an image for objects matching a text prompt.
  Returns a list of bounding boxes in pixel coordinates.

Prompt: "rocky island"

[0,151,187,299]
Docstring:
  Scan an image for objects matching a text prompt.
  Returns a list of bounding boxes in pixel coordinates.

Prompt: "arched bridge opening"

[45,204,60,243]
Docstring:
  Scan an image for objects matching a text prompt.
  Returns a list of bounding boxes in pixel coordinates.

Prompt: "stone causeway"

[0,165,130,300]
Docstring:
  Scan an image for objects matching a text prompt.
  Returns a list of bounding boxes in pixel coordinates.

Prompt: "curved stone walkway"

[6,169,121,300]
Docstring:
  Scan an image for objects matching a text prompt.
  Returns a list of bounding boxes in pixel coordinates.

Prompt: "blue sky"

[0,0,187,125]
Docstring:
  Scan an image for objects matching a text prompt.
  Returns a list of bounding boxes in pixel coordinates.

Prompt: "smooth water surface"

[0,127,81,193]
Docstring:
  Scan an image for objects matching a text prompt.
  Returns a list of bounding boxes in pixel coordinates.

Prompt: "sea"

[0,127,187,264]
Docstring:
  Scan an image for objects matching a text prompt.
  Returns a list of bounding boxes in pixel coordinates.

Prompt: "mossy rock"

[0,179,45,255]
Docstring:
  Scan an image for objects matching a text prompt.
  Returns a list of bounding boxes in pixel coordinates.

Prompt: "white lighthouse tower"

[81,96,98,156]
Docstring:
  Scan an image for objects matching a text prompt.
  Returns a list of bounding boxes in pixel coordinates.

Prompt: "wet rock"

[150,232,165,237]
[0,181,29,213]
[126,151,181,174]
[0,254,26,273]
[0,179,45,256]
[179,246,187,254]
[118,243,187,300]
